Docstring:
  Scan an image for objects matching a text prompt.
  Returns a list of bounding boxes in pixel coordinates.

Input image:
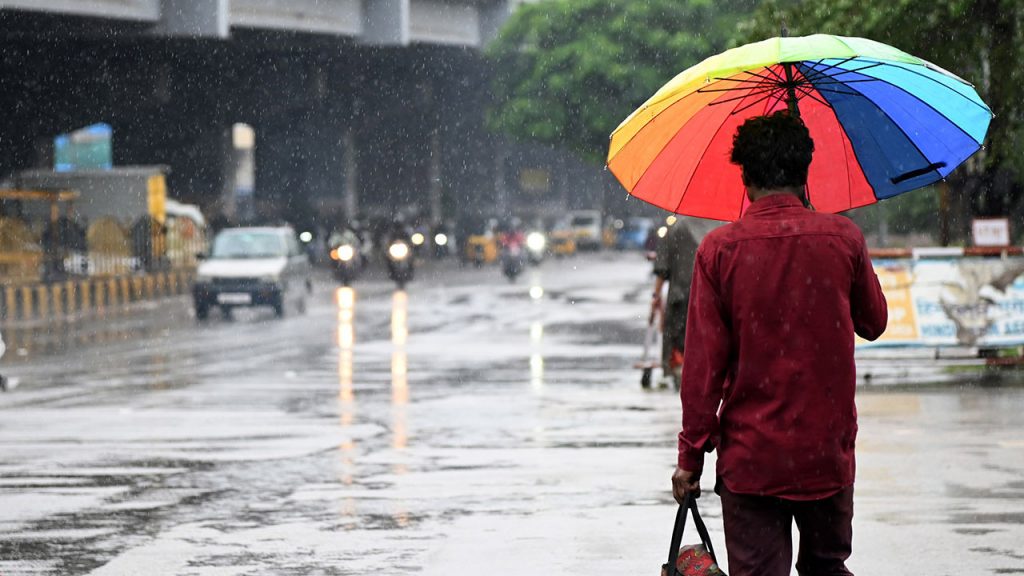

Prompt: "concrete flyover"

[0,0,614,234]
[0,0,527,46]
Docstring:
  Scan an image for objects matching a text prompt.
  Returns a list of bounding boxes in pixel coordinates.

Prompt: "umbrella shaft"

[782,62,800,118]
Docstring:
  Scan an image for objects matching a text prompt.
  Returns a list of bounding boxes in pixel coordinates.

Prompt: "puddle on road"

[545,319,644,345]
[951,512,1024,525]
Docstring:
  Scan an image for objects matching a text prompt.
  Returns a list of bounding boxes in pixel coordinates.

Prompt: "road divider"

[1,270,194,322]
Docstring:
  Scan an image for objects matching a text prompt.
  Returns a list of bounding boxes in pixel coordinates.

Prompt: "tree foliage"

[486,0,756,164]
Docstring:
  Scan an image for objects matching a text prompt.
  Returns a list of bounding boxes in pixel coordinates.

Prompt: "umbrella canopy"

[607,34,993,221]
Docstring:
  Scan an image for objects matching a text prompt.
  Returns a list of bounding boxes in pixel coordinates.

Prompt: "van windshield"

[211,231,286,259]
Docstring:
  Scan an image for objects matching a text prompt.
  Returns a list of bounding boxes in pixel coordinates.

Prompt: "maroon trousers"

[719,485,854,576]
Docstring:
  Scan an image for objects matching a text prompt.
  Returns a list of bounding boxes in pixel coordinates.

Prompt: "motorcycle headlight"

[389,242,410,260]
[526,232,546,252]
[411,233,425,246]
[338,245,355,262]
[434,233,448,247]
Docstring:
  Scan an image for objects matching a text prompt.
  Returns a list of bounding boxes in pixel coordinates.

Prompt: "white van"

[568,210,602,250]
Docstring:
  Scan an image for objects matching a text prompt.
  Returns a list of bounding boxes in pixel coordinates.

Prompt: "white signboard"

[859,256,1024,349]
[972,218,1010,247]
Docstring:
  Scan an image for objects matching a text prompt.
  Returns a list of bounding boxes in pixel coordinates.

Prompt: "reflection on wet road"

[0,254,1023,575]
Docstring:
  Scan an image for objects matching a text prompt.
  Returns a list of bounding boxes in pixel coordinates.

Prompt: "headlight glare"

[527,232,546,252]
[389,242,410,260]
[338,245,355,262]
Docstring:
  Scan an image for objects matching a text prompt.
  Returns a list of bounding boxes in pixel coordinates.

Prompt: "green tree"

[486,0,758,164]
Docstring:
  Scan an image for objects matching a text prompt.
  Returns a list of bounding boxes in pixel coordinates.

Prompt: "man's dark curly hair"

[730,111,815,190]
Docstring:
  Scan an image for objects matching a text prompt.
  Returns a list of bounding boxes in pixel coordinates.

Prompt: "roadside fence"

[0,212,206,322]
[1,269,195,322]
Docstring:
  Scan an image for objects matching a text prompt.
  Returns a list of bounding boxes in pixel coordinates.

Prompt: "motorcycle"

[432,229,452,259]
[330,243,361,286]
[526,231,546,265]
[501,244,527,283]
[387,239,415,289]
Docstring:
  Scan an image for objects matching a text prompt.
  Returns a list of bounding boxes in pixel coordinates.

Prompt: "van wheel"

[273,301,285,318]
[195,303,209,321]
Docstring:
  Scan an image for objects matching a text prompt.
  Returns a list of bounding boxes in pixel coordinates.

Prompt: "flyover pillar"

[156,0,229,37]
[343,128,359,218]
[362,0,410,46]
[428,128,442,224]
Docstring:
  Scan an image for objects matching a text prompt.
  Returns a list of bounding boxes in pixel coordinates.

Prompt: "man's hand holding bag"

[661,494,726,576]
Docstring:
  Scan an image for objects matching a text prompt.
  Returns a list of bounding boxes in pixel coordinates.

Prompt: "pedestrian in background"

[0,328,7,392]
[651,219,698,389]
[672,112,888,576]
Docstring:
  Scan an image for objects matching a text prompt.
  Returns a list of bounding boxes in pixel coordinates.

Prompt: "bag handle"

[666,494,719,575]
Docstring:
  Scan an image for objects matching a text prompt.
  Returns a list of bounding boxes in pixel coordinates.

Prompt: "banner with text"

[859,257,1024,349]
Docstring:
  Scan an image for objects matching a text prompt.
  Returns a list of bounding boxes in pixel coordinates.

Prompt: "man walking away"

[652,220,699,389]
[671,111,888,576]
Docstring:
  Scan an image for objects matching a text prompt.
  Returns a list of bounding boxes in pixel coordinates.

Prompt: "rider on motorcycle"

[499,219,527,282]
[498,219,526,252]
[328,225,363,266]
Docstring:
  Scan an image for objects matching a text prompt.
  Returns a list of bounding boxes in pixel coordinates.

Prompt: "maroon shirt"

[678,194,887,500]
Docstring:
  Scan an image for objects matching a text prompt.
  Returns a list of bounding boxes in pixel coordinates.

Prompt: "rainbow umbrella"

[607,34,993,221]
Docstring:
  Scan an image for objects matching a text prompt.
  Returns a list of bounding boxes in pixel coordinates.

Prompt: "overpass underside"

[0,2,614,229]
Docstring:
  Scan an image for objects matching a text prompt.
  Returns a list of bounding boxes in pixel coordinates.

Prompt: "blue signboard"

[54,123,113,172]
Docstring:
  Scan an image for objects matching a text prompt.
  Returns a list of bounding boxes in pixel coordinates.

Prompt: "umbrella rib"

[799,65,834,84]
[793,84,834,108]
[698,85,776,94]
[705,86,779,106]
[802,61,886,89]
[809,78,882,86]
[731,88,786,116]
[804,56,858,76]
[828,63,885,78]
[806,63,886,84]
[763,65,788,84]
[743,67,785,84]
[711,76,777,86]
[799,59,861,85]
[766,86,791,113]
[809,86,862,97]
[797,59,831,86]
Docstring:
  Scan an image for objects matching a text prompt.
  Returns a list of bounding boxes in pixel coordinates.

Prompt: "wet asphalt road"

[0,253,1023,575]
